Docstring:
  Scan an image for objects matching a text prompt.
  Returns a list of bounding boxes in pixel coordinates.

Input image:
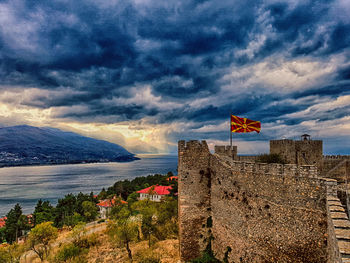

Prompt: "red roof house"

[0,217,7,228]
[166,176,178,181]
[97,198,127,208]
[96,196,127,219]
[137,185,172,202]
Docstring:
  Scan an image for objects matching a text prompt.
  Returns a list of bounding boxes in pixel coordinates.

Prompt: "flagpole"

[230,113,232,147]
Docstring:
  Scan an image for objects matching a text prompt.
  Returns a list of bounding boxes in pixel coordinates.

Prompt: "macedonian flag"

[231,115,261,133]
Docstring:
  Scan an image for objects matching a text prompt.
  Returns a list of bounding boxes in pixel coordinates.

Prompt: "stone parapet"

[214,145,237,160]
[236,155,258,162]
[217,157,319,178]
[324,155,350,160]
[327,195,350,263]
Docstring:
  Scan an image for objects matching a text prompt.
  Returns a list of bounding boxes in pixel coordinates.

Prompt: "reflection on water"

[0,154,177,216]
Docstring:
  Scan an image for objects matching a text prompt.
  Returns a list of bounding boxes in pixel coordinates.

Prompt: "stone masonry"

[178,140,350,263]
[270,137,323,168]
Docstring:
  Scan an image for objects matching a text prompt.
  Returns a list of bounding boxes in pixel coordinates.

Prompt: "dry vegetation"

[19,225,179,263]
[88,230,179,263]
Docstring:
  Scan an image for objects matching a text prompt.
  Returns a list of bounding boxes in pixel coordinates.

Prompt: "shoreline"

[0,156,141,169]
[0,154,178,217]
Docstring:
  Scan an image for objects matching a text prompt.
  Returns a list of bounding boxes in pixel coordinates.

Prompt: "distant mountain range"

[0,125,138,167]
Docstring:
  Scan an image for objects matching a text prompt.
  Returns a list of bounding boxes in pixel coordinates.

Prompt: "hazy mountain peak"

[0,125,138,167]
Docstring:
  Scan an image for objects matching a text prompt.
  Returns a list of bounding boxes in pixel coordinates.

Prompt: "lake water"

[0,154,177,217]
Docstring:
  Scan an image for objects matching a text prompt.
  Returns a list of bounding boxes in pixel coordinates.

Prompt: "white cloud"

[284,95,350,119]
[223,56,338,93]
[103,85,183,111]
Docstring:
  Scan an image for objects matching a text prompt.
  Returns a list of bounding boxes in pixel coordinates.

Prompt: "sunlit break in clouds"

[0,0,349,154]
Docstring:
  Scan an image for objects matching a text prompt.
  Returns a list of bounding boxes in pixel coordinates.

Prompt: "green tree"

[27,221,58,262]
[127,192,139,208]
[5,204,26,243]
[169,181,178,198]
[54,192,97,227]
[108,218,138,262]
[33,200,55,225]
[154,198,178,239]
[0,227,6,243]
[81,201,99,222]
[76,192,96,216]
[98,188,108,200]
[55,194,77,227]
[132,200,157,247]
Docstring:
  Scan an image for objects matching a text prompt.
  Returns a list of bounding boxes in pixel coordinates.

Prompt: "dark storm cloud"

[0,0,349,151]
[293,82,350,99]
[57,104,156,122]
[336,65,350,81]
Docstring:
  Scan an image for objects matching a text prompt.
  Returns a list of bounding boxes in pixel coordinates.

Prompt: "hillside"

[0,125,138,167]
[19,223,179,263]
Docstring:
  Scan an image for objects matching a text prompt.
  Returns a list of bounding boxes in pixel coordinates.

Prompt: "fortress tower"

[270,134,323,168]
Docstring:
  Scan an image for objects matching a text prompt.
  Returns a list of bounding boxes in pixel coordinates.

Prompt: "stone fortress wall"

[178,139,350,263]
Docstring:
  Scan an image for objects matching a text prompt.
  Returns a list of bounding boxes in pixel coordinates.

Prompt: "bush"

[256,153,286,164]
[190,251,221,263]
[74,233,99,249]
[135,248,161,263]
[55,243,87,263]
[86,233,99,247]
[0,246,10,263]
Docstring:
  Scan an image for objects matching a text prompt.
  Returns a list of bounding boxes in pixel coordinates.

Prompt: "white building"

[137,185,172,202]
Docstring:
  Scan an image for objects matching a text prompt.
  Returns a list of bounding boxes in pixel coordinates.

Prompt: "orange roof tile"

[137,185,172,195]
[0,217,7,228]
[97,199,127,208]
[166,176,178,181]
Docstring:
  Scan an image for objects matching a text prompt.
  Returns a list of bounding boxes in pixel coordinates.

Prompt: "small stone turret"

[214,145,237,160]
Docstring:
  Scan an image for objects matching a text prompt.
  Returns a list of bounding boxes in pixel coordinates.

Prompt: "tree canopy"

[27,221,58,262]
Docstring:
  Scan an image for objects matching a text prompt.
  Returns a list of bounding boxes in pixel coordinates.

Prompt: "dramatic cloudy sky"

[0,0,349,154]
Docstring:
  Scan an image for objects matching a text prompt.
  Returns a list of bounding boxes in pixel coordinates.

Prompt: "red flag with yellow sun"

[231,115,261,133]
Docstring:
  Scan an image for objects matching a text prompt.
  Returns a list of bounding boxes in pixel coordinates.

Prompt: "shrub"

[55,243,87,263]
[135,248,161,263]
[86,233,99,247]
[256,153,286,164]
[190,251,221,263]
[28,221,58,262]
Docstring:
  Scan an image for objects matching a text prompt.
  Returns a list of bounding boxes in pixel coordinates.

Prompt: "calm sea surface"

[0,154,177,217]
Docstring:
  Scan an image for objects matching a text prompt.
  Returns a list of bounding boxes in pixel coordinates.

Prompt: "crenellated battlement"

[324,155,350,160]
[270,139,294,145]
[218,157,319,178]
[178,140,209,154]
[214,145,237,159]
[178,140,210,170]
